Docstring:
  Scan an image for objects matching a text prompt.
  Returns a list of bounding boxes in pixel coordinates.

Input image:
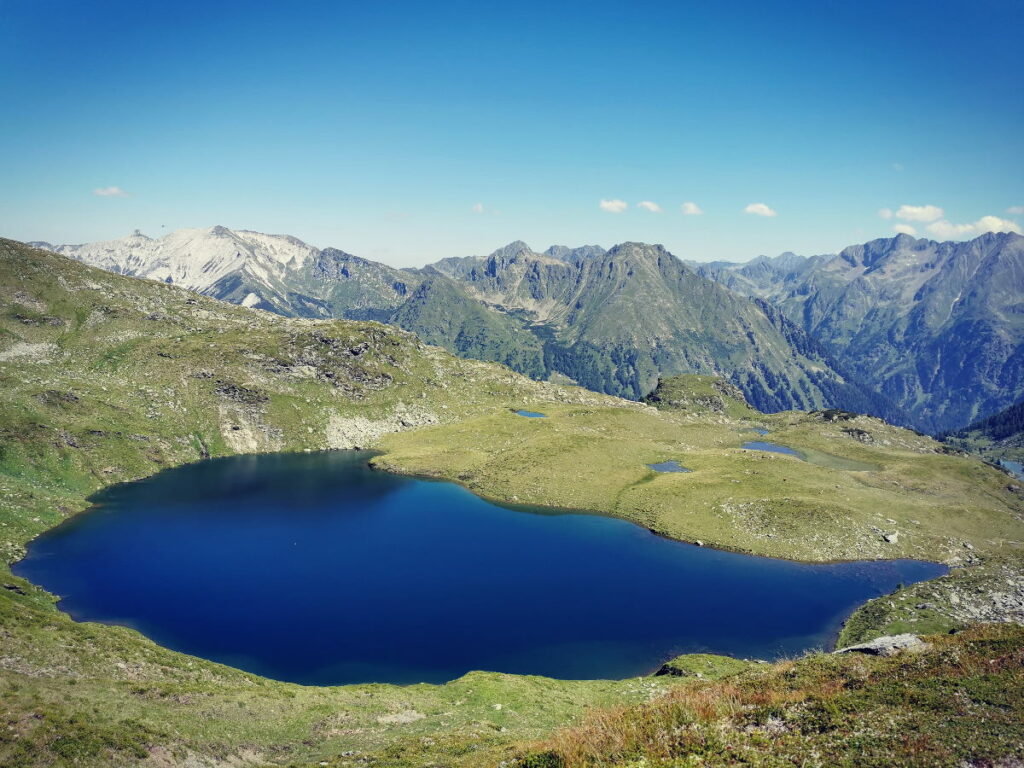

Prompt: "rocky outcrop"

[835,634,929,657]
[642,374,755,417]
[325,405,440,450]
[943,563,1024,626]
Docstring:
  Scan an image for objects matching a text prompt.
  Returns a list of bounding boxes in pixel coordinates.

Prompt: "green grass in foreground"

[516,624,1024,768]
[1,580,676,767]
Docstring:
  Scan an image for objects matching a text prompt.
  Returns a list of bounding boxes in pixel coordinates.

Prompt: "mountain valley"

[698,232,1024,432]
[2,237,1023,766]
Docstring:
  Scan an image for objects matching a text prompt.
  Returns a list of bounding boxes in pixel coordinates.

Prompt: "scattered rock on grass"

[835,633,928,657]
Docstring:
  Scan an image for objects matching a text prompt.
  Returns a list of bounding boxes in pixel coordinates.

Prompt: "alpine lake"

[15,451,946,686]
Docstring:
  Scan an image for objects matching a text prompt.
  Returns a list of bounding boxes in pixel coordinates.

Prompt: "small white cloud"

[926,220,974,239]
[878,208,893,219]
[892,162,904,172]
[93,186,128,197]
[1007,205,1024,215]
[599,199,628,213]
[892,224,917,236]
[471,202,485,214]
[927,215,1022,240]
[680,201,703,216]
[895,204,943,222]
[744,202,777,217]
[975,215,1022,234]
[637,200,663,213]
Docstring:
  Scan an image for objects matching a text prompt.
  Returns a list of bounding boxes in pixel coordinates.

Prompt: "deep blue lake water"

[15,451,946,686]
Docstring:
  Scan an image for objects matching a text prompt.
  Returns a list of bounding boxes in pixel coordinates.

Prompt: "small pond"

[15,452,946,686]
[1001,460,1024,481]
[750,427,770,436]
[742,441,878,472]
[647,461,692,473]
[742,440,805,459]
[514,409,547,418]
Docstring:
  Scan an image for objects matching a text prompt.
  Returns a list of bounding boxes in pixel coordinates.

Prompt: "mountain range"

[31,226,419,322]
[33,227,1024,431]
[420,240,892,416]
[697,232,1024,432]
[34,228,896,419]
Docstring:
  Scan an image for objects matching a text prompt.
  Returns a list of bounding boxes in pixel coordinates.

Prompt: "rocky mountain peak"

[697,231,1024,432]
[544,244,607,262]
[488,241,534,260]
[603,242,680,270]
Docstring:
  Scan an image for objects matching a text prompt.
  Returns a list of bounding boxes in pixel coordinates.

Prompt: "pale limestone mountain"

[36,226,420,321]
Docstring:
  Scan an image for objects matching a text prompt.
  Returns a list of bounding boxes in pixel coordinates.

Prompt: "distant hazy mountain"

[699,233,1024,432]
[34,226,420,322]
[32,228,898,417]
[694,251,826,295]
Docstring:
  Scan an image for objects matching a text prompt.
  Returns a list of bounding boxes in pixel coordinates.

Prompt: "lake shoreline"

[368,450,950,568]
[14,449,948,687]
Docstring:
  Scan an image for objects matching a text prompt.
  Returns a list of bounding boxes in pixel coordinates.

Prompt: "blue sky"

[1,0,1021,266]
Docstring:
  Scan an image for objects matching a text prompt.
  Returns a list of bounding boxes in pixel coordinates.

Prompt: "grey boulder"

[834,633,929,657]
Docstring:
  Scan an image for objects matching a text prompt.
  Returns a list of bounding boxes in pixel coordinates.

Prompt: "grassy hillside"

[517,624,1024,768]
[1,239,1022,766]
[390,275,548,379]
